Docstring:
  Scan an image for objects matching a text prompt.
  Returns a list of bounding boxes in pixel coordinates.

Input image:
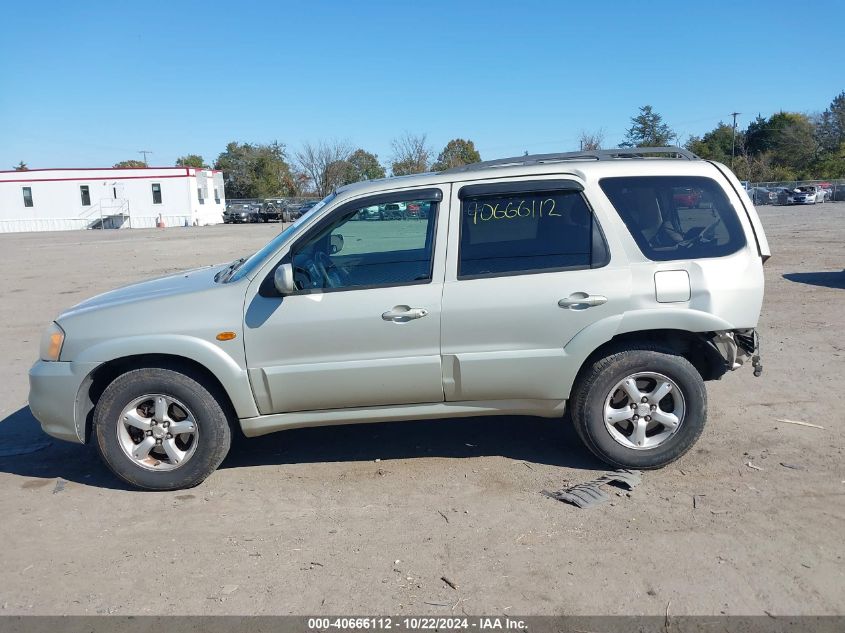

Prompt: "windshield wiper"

[215,257,246,283]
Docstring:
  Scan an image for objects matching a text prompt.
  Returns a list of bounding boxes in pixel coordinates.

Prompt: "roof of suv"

[334,147,705,200]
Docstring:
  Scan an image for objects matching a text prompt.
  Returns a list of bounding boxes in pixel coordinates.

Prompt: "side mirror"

[274,263,296,295]
[330,233,344,254]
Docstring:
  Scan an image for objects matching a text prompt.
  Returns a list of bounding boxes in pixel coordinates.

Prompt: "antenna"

[138,150,153,166]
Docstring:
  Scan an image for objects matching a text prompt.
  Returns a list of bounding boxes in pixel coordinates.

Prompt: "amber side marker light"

[48,333,64,359]
[216,332,237,341]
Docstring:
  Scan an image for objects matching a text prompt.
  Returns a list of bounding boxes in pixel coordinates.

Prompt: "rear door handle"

[382,305,429,322]
[558,293,607,309]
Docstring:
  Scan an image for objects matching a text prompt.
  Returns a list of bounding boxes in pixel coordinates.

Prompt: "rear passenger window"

[458,185,607,278]
[599,176,746,261]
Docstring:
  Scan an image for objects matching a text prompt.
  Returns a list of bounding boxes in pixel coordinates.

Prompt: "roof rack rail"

[443,147,700,173]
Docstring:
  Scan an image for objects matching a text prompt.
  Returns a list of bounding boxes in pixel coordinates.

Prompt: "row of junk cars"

[744,183,841,206]
[224,198,433,223]
[223,198,321,224]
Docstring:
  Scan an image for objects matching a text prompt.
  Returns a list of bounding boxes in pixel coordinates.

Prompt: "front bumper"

[28,360,100,444]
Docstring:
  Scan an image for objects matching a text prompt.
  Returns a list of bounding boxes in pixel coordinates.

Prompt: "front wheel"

[93,367,232,490]
[569,349,706,469]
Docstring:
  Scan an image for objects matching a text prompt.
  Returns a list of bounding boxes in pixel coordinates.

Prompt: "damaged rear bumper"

[712,329,762,376]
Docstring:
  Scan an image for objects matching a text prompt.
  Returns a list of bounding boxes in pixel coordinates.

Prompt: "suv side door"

[243,187,448,414]
[440,177,630,402]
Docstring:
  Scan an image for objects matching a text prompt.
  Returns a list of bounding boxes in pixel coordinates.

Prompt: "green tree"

[743,114,775,155]
[175,154,208,168]
[812,142,845,178]
[214,141,295,199]
[817,91,845,152]
[686,123,739,164]
[770,112,817,175]
[113,159,147,168]
[13,161,28,171]
[347,149,385,181]
[621,105,674,147]
[431,138,481,170]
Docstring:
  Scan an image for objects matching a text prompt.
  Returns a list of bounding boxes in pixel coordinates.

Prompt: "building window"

[22,187,33,207]
[151,183,162,204]
[198,187,205,205]
[214,188,221,204]
[80,185,91,206]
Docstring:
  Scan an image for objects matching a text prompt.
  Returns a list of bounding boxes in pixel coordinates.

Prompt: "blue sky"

[1,0,843,170]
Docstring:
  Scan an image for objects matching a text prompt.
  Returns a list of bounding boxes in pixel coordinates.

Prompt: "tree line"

[686,91,845,181]
[606,92,845,182]
[14,91,843,188]
[102,136,481,199]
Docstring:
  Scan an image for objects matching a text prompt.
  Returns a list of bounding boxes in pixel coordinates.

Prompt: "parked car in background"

[382,202,407,219]
[795,186,822,204]
[672,187,702,208]
[748,187,777,205]
[281,199,320,222]
[258,199,286,223]
[356,205,383,221]
[817,183,833,201]
[223,203,257,224]
[297,200,319,216]
[775,188,796,205]
[405,201,430,219]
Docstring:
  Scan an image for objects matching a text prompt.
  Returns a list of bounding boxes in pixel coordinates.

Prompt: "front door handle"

[558,293,608,309]
[382,305,429,322]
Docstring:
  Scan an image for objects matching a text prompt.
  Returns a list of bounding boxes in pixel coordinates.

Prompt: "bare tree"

[295,140,353,197]
[390,132,432,176]
[578,129,604,151]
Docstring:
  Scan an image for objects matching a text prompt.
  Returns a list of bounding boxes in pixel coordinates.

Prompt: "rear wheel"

[570,348,706,469]
[93,367,232,490]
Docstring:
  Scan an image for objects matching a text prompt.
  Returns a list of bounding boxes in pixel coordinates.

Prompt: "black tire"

[570,348,707,470]
[93,367,232,490]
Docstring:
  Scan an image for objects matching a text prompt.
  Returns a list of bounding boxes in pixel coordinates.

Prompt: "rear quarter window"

[599,176,746,261]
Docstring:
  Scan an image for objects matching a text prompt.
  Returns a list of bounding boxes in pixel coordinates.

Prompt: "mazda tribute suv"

[29,148,769,490]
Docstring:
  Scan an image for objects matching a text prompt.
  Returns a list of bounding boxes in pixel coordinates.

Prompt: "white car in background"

[795,186,825,204]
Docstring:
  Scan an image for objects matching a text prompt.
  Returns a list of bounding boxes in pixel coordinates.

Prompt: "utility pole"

[138,150,152,166]
[730,112,740,170]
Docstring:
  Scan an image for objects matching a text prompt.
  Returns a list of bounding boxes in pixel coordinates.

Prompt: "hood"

[60,264,225,319]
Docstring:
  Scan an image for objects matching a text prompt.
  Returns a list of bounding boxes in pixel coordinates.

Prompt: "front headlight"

[39,322,65,361]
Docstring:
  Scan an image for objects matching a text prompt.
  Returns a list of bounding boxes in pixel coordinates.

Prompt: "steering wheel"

[314,251,349,288]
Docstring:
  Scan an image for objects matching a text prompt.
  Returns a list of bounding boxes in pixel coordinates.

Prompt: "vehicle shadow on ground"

[0,406,605,490]
[783,271,845,289]
[0,406,126,490]
[222,414,604,472]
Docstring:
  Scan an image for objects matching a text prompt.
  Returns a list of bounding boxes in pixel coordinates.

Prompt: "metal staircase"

[81,198,130,229]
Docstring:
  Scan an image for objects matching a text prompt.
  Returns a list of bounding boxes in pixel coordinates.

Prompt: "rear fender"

[559,309,735,397]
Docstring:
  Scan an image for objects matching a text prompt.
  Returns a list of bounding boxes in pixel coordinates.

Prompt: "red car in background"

[673,188,702,208]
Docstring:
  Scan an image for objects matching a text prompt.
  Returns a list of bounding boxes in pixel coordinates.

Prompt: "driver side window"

[291,195,439,292]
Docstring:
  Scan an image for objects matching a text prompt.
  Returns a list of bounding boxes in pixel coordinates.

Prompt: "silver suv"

[29,148,770,491]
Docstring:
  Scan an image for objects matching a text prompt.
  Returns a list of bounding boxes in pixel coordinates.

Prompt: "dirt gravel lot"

[0,203,843,615]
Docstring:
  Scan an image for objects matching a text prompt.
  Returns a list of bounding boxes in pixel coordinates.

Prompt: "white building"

[0,166,226,233]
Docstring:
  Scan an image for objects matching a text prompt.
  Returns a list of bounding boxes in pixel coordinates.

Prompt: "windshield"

[223,192,336,283]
